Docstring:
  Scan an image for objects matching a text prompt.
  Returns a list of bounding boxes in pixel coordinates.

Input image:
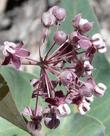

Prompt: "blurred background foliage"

[0,0,110,136]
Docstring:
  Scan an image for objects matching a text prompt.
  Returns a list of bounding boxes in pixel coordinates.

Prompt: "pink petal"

[22,107,32,116]
[78,39,92,49]
[11,55,21,69]
[15,49,30,58]
[2,56,11,65]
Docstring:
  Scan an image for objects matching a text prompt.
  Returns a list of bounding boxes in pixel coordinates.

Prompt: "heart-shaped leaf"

[0,66,35,132]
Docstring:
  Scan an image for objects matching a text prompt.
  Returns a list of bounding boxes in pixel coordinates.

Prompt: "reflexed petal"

[2,56,11,65]
[34,105,42,117]
[15,49,30,57]
[11,55,21,69]
[22,107,32,116]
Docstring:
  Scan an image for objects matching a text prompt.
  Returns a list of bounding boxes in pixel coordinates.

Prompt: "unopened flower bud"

[53,7,66,21]
[49,6,59,14]
[54,31,67,45]
[44,112,60,129]
[79,19,93,33]
[41,12,56,27]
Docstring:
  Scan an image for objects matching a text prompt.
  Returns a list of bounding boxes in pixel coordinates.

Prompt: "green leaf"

[0,66,34,112]
[0,66,35,132]
[44,114,105,136]
[0,90,27,131]
[0,117,30,136]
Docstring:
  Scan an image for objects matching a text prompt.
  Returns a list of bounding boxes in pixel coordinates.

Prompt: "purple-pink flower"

[72,14,93,33]
[2,41,30,68]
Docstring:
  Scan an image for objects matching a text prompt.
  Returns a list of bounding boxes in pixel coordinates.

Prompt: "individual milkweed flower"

[59,69,78,86]
[92,33,107,53]
[72,14,93,33]
[94,83,107,96]
[79,82,93,97]
[83,60,94,76]
[78,99,91,115]
[2,41,30,68]
[23,106,43,131]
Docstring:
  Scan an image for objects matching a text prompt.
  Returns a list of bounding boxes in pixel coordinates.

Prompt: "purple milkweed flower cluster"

[0,5,107,132]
